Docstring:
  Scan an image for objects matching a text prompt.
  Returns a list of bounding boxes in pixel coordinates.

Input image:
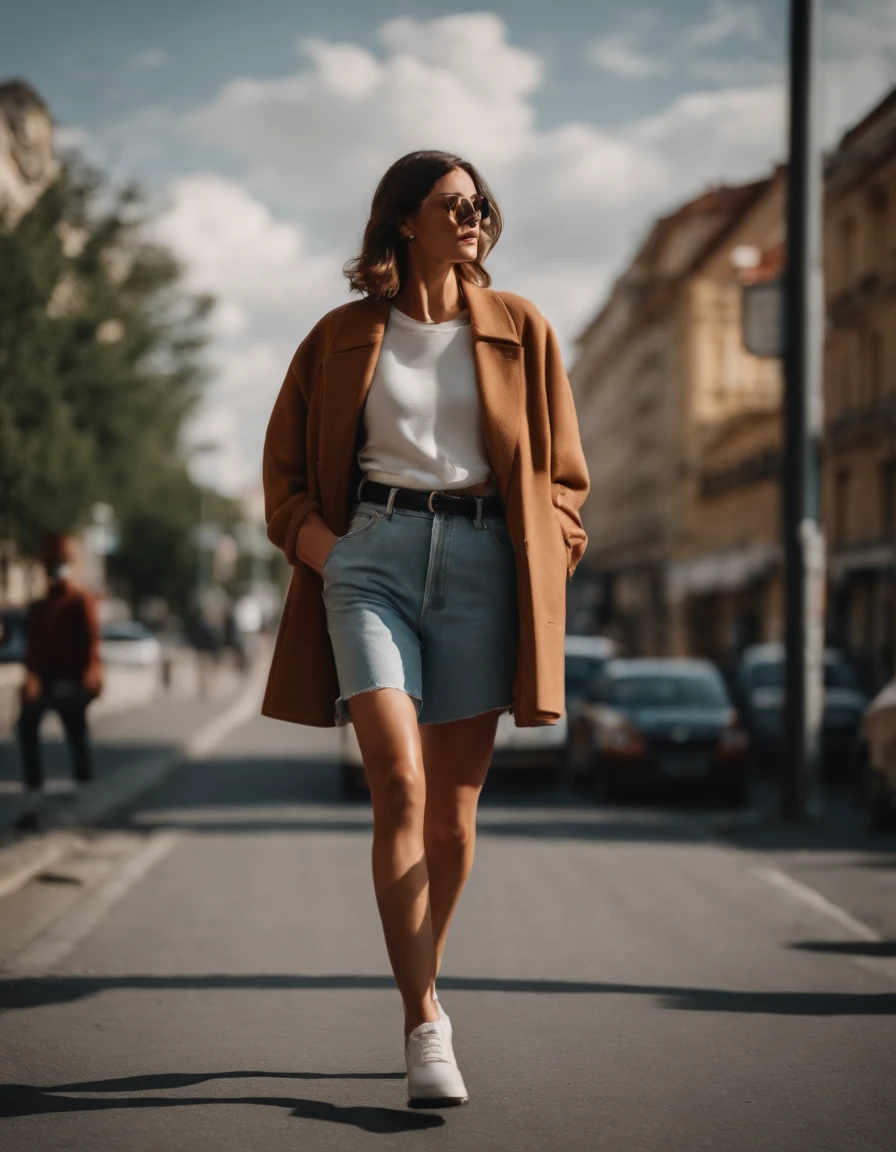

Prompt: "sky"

[3,1,896,494]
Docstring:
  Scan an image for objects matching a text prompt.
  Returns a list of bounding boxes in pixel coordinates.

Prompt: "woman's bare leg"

[349,688,439,1036]
[419,709,501,993]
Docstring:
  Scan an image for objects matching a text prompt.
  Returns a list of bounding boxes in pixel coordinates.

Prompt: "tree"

[0,156,217,613]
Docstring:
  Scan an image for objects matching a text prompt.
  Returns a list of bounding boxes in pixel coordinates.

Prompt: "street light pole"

[782,0,825,819]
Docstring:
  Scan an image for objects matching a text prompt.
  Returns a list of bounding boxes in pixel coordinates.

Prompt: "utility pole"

[782,0,825,819]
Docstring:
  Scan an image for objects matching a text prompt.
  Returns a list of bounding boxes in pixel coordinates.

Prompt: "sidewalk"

[0,647,269,897]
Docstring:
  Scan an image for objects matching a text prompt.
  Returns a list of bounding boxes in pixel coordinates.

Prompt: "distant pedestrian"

[187,609,221,699]
[262,151,589,1106]
[15,533,104,831]
[223,605,248,674]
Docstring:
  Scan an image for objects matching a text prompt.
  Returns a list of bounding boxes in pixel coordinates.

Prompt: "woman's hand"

[21,672,42,705]
[295,513,341,576]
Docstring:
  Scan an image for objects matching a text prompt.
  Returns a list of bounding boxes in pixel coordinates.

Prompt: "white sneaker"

[405,1019,468,1107]
[433,984,451,1039]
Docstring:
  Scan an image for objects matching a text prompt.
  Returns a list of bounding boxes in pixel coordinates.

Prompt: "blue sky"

[3,2,894,491]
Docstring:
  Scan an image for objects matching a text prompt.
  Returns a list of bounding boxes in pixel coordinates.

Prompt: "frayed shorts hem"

[417,701,514,727]
[334,686,423,727]
[333,690,513,728]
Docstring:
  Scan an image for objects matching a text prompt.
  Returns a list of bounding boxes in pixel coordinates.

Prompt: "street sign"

[743,279,783,358]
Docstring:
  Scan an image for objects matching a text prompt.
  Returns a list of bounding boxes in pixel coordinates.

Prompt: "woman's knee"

[424,809,475,852]
[369,761,425,831]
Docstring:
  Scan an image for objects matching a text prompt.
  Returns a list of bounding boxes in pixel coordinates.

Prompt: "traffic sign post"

[782,0,825,820]
[742,279,783,359]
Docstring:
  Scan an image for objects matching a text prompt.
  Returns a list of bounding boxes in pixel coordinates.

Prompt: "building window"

[865,330,884,402]
[840,215,858,289]
[834,468,852,543]
[841,343,853,412]
[882,459,896,539]
[869,187,889,272]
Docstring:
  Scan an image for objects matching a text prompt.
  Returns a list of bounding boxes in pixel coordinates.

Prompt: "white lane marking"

[752,865,882,942]
[0,835,74,901]
[7,831,180,975]
[184,657,268,760]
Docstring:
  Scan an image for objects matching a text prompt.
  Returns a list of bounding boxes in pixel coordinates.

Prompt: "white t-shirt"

[358,305,493,491]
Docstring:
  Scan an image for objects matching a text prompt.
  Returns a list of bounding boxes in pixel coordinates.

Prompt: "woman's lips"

[459,235,478,244]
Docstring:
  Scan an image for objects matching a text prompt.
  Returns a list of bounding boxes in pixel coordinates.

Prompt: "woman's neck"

[392,266,466,325]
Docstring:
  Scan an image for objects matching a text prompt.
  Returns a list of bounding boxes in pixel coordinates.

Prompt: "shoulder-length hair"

[344,150,503,298]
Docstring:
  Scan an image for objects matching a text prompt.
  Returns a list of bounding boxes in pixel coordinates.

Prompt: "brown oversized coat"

[261,281,589,728]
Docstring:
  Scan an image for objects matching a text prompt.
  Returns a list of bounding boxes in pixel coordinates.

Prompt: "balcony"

[826,394,896,447]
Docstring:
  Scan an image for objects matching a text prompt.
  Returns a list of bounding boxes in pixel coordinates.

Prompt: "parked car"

[99,620,163,668]
[734,643,868,780]
[573,658,750,805]
[564,634,626,784]
[853,677,896,830]
[338,706,570,798]
[337,634,624,797]
[0,608,27,665]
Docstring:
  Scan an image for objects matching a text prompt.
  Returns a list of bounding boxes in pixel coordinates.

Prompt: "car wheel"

[340,761,367,801]
[868,770,896,832]
[851,739,871,806]
[716,764,750,809]
[564,720,594,790]
[590,756,616,804]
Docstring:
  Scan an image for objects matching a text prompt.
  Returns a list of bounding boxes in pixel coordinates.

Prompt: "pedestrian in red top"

[15,533,104,830]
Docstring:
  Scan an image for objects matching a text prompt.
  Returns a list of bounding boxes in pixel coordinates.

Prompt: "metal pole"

[782,0,825,819]
[196,483,206,608]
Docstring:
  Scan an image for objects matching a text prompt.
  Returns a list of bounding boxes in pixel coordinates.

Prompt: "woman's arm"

[263,326,338,575]
[543,319,590,579]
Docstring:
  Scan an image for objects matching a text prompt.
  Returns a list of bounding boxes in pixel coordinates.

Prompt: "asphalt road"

[0,705,893,1152]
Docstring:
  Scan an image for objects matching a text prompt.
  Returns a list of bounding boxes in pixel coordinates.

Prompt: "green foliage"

[0,156,218,613]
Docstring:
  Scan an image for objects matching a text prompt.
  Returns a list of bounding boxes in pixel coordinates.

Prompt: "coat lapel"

[462,281,524,502]
[319,296,390,530]
[319,282,523,529]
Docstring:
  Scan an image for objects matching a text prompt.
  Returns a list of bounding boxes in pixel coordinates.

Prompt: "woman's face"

[401,167,483,266]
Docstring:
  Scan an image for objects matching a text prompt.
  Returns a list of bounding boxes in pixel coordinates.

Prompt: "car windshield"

[748,659,860,691]
[607,673,729,710]
[565,655,605,698]
[102,622,151,641]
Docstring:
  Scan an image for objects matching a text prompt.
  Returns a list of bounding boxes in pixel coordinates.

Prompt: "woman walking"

[261,151,589,1107]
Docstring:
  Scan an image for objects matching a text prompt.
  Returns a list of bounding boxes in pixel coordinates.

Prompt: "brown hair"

[344,150,503,298]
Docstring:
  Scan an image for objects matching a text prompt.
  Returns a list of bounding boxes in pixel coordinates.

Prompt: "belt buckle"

[427,490,439,513]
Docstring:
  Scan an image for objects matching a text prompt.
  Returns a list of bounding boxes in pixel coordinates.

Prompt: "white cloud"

[54,124,91,152]
[132,6,892,493]
[587,32,668,79]
[129,48,168,71]
[682,1,765,49]
[154,176,346,491]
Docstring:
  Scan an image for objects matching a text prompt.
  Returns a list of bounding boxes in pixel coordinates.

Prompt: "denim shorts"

[320,494,518,726]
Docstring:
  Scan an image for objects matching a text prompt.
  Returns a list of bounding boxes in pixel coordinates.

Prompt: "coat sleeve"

[263,325,327,566]
[543,319,590,579]
[80,591,104,690]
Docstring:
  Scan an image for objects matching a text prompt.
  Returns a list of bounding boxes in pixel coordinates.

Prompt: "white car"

[99,621,163,668]
[337,633,622,796]
[338,708,568,798]
[856,677,896,830]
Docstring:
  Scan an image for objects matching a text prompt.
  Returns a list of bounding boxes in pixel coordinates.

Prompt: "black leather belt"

[359,479,504,520]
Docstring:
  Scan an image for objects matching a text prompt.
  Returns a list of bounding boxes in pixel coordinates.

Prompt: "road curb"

[0,651,268,902]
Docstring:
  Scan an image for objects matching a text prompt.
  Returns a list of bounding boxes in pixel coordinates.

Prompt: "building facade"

[570,172,785,660]
[0,79,54,220]
[823,87,896,693]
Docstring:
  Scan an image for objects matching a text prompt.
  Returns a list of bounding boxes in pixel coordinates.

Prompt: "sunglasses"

[426,193,491,226]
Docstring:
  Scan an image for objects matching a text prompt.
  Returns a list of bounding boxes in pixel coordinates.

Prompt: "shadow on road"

[122,756,710,845]
[791,940,896,958]
[1,972,893,1015]
[0,1073,442,1131]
